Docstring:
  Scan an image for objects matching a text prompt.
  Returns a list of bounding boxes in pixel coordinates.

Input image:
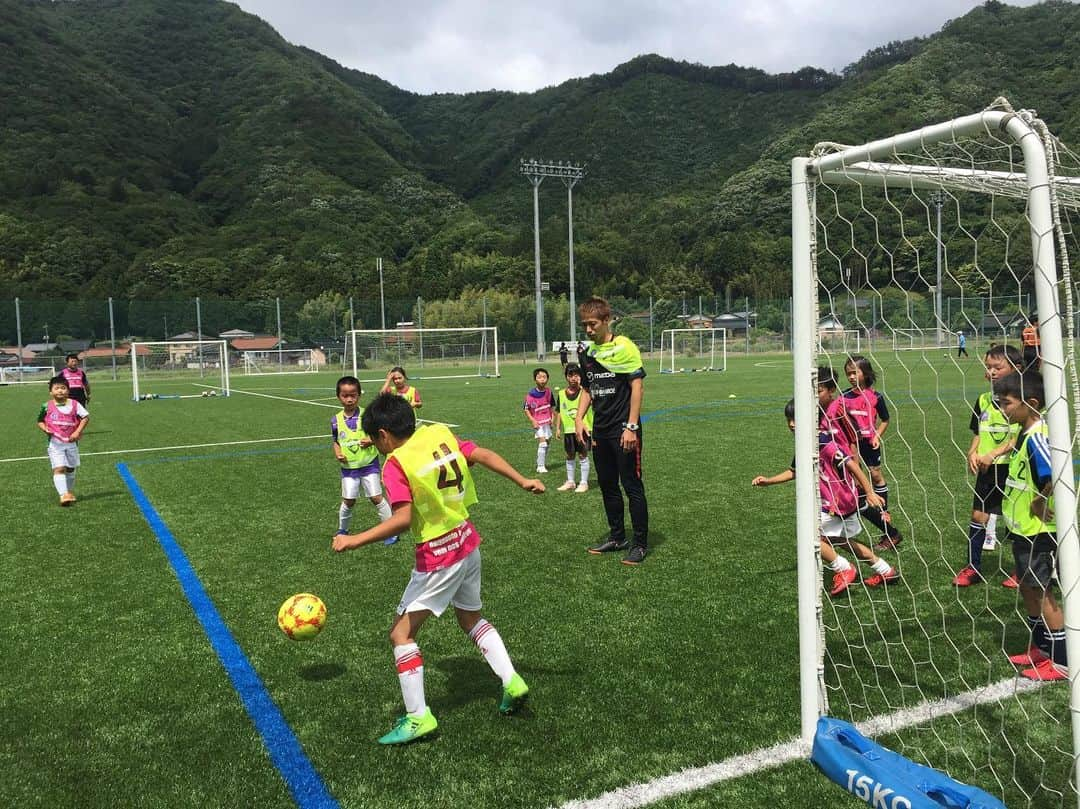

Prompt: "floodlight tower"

[520,158,587,357]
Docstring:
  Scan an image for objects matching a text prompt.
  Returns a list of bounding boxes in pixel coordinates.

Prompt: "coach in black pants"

[575,297,649,566]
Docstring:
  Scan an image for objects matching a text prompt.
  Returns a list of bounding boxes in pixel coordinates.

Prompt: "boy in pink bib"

[36,376,89,506]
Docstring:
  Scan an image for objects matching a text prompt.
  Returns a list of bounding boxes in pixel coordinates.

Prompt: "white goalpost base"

[131,340,231,401]
[0,365,56,384]
[345,327,499,382]
[792,101,1080,806]
[658,328,727,374]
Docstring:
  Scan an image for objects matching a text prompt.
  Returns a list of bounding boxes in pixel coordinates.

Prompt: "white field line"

[555,677,1046,809]
[0,434,328,464]
[220,385,460,426]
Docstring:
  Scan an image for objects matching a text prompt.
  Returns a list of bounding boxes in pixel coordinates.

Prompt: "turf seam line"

[554,677,1045,809]
[219,385,461,426]
[116,462,339,809]
[0,434,330,464]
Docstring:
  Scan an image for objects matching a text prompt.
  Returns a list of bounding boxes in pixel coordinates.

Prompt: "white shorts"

[821,513,862,540]
[534,424,553,441]
[397,548,482,617]
[341,470,382,500]
[47,441,80,470]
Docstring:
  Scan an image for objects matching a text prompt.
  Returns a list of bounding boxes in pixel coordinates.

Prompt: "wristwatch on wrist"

[623,422,639,432]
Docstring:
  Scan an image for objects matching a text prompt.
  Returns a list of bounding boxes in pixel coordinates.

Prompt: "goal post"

[345,327,499,382]
[658,328,727,374]
[792,102,1080,805]
[131,340,231,401]
[0,365,55,384]
[241,348,321,375]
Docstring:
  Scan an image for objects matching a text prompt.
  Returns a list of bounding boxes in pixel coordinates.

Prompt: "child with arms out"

[553,362,592,493]
[332,393,545,744]
[332,376,396,545]
[753,399,898,597]
[524,367,556,474]
[37,376,89,506]
[994,372,1067,680]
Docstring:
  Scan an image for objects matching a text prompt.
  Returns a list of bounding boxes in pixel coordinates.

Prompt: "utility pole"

[378,257,386,330]
[931,190,946,346]
[520,158,587,358]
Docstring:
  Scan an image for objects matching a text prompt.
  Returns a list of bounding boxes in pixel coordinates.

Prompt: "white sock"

[65,473,75,493]
[579,456,590,483]
[375,497,392,522]
[469,619,516,687]
[394,643,426,715]
[53,473,68,496]
[536,441,548,468]
[871,558,895,575]
[338,503,353,533]
[986,514,998,540]
[565,460,575,483]
[829,556,852,572]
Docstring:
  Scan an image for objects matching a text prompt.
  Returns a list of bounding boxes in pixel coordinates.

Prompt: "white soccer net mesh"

[131,340,231,401]
[345,327,499,383]
[241,348,321,375]
[795,100,1080,806]
[658,328,727,373]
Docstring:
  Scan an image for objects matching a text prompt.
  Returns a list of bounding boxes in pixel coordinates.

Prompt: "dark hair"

[389,366,408,379]
[784,398,796,422]
[564,362,582,378]
[336,375,361,395]
[533,367,550,380]
[844,355,876,388]
[985,343,1022,369]
[994,372,1045,410]
[361,392,416,440]
[66,353,79,362]
[578,296,612,321]
[1029,315,1039,325]
[817,366,838,391]
[48,375,69,389]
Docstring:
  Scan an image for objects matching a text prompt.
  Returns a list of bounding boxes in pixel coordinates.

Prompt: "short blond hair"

[578,296,612,321]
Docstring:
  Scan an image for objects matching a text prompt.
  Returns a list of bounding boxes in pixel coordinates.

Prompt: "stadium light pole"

[378,257,386,330]
[931,190,945,346]
[521,158,587,356]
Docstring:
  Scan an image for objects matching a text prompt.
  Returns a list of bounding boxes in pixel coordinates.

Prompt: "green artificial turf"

[2,352,1072,807]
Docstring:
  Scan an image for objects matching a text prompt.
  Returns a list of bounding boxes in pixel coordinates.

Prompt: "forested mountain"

[2,0,1079,305]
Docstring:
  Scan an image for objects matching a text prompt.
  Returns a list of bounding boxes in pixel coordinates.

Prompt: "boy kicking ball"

[333,393,545,744]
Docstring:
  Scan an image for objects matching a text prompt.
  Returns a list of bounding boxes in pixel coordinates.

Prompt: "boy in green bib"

[333,393,545,744]
[333,376,396,544]
[995,371,1067,681]
[554,362,592,492]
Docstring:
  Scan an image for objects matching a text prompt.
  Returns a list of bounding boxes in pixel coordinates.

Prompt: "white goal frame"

[792,106,1080,787]
[817,329,862,355]
[658,328,727,374]
[346,327,499,382]
[130,340,231,401]
[241,348,320,375]
[0,365,56,384]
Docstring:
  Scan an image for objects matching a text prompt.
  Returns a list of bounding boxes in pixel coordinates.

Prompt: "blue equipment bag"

[810,717,1006,809]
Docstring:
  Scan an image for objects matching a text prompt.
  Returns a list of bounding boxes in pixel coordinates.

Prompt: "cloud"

[231,0,1037,94]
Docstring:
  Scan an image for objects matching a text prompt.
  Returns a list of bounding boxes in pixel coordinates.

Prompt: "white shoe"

[983,536,998,552]
[537,466,548,474]
[575,482,589,493]
[557,480,576,491]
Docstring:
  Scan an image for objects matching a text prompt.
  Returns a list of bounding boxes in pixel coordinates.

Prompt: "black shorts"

[1023,346,1039,370]
[563,432,591,456]
[1010,532,1057,589]
[857,438,882,468]
[973,465,1009,514]
[69,389,88,407]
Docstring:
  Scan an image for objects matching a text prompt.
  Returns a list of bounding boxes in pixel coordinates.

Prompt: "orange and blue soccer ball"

[277,593,327,641]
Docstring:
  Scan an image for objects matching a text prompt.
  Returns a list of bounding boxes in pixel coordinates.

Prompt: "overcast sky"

[231,0,1037,94]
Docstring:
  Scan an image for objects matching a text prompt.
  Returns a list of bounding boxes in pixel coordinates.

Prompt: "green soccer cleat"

[377,708,438,745]
[499,673,529,715]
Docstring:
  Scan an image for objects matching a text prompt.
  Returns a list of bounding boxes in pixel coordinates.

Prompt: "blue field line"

[116,462,339,809]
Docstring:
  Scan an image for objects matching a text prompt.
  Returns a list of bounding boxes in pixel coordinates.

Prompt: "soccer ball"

[277,593,327,641]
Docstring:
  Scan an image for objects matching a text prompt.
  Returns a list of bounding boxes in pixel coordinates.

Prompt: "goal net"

[658,328,727,373]
[0,365,55,384]
[344,327,499,383]
[131,340,231,401]
[818,329,862,355]
[241,348,321,375]
[792,100,1080,806]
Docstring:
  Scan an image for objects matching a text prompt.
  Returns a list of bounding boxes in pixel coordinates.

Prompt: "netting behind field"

[797,101,1080,806]
[344,327,499,382]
